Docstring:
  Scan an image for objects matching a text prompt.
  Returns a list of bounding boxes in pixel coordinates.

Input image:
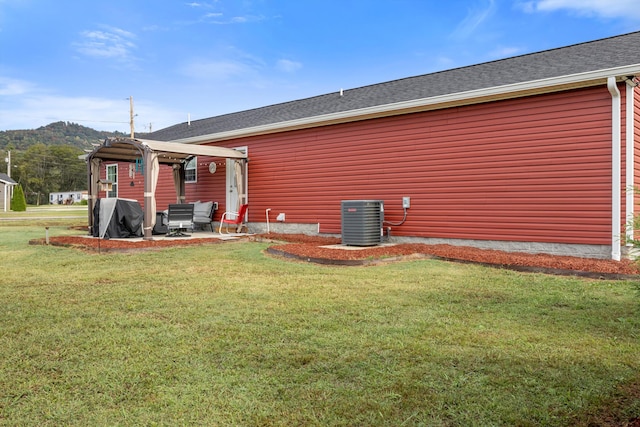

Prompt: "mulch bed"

[261,235,639,279]
[35,233,640,279]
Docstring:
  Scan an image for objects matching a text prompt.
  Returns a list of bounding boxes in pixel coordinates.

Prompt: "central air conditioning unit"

[341,200,384,246]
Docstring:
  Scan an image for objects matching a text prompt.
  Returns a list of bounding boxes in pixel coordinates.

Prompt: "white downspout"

[607,77,621,261]
[625,80,636,247]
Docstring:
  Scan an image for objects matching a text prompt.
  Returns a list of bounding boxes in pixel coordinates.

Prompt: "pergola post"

[172,163,186,204]
[87,158,101,235]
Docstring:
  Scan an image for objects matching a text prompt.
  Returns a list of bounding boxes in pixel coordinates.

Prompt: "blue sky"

[1,0,640,133]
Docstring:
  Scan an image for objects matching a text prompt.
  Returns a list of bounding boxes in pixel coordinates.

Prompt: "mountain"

[0,121,146,151]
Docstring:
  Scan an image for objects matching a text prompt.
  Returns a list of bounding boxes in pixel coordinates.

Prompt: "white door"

[226,147,247,217]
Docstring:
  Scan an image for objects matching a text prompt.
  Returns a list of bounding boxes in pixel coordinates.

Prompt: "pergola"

[85,137,248,240]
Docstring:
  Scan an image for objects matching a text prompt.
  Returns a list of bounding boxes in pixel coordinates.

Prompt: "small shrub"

[625,219,640,251]
[10,185,27,212]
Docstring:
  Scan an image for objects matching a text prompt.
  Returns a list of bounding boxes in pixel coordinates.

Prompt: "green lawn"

[0,223,639,426]
[0,205,87,221]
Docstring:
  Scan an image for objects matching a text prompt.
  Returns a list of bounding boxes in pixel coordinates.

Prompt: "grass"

[0,205,87,224]
[0,222,639,426]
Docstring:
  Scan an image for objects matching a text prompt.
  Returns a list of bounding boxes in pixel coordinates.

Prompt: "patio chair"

[166,203,194,237]
[192,201,217,232]
[218,203,249,234]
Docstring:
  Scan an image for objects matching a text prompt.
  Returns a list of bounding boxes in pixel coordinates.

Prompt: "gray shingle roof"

[149,31,640,142]
[0,173,16,185]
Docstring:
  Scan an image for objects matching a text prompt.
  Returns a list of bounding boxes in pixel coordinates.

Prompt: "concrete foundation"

[242,222,621,260]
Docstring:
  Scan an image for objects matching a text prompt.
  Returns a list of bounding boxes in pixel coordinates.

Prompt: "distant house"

[49,191,83,205]
[0,173,17,212]
[92,31,640,260]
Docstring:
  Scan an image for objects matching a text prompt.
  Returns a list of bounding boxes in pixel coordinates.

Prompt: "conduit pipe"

[607,76,621,261]
[265,208,271,233]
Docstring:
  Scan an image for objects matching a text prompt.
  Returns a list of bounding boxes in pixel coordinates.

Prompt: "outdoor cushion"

[192,201,214,222]
[191,201,216,231]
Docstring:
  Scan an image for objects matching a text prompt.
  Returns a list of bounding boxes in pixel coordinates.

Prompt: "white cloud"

[73,26,138,65]
[0,94,127,131]
[488,46,524,58]
[186,1,218,8]
[523,0,640,20]
[0,77,182,132]
[0,76,35,96]
[180,45,268,83]
[181,59,254,80]
[434,56,456,69]
[201,14,264,24]
[452,0,497,39]
[276,59,302,73]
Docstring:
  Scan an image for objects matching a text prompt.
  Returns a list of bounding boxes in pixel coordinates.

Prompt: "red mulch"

[269,241,640,274]
[260,234,639,277]
[38,233,640,277]
[40,235,226,251]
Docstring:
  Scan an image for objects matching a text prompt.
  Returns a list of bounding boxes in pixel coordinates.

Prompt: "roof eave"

[173,64,640,145]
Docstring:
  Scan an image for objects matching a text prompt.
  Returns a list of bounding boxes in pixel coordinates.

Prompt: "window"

[106,164,118,198]
[185,157,197,183]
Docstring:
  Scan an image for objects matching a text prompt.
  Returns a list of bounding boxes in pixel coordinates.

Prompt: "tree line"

[1,121,136,205]
[4,144,87,205]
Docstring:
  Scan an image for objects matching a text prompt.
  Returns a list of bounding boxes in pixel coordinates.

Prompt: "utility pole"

[129,96,135,138]
[3,151,10,212]
[5,150,10,177]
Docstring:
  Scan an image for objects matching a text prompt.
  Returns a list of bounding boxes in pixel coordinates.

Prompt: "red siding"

[106,84,633,247]
[99,164,148,208]
[238,86,617,245]
[108,160,230,221]
[181,159,229,220]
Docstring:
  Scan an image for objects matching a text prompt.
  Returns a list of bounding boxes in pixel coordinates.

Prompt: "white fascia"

[174,64,640,145]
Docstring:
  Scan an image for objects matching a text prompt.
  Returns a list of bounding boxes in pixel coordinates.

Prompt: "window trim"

[106,164,118,198]
[185,157,197,183]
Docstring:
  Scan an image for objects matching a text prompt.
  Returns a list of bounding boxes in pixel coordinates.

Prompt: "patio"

[80,229,248,243]
[85,137,248,240]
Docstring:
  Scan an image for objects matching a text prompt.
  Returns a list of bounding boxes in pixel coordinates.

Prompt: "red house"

[88,32,640,260]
